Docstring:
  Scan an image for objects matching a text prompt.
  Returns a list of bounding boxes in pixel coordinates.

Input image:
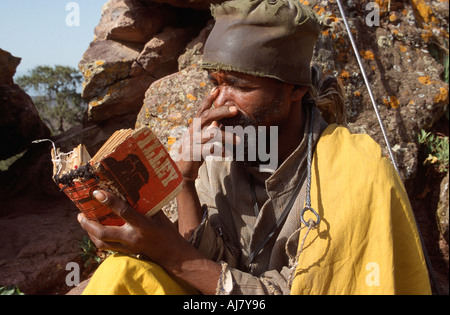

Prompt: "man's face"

[208,71,293,129]
[207,71,296,165]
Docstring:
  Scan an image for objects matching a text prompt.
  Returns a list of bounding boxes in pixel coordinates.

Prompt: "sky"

[0,0,105,78]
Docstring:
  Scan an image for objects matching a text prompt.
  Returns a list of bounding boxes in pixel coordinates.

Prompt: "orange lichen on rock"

[434,87,449,103]
[383,95,400,108]
[340,70,350,80]
[186,93,197,101]
[410,0,433,24]
[374,0,389,12]
[360,50,375,60]
[418,76,431,85]
[420,30,433,43]
[418,75,440,85]
[389,13,398,22]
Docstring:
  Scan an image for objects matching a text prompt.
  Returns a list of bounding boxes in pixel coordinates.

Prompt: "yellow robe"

[290,125,431,294]
[83,125,431,295]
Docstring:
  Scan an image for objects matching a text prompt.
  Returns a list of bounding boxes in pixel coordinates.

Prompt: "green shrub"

[418,129,449,173]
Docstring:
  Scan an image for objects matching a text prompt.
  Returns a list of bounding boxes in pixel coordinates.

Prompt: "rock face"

[0,195,86,295]
[94,0,176,44]
[310,0,448,180]
[78,0,208,124]
[0,49,50,160]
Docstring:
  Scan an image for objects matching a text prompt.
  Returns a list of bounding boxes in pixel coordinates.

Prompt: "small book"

[51,126,183,226]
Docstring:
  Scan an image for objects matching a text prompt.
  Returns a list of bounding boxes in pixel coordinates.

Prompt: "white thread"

[32,139,77,177]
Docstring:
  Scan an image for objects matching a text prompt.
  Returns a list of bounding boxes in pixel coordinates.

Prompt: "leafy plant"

[0,285,25,295]
[418,129,449,173]
[79,236,102,267]
[78,236,113,267]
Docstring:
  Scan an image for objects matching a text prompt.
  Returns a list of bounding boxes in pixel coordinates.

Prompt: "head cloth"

[202,0,321,87]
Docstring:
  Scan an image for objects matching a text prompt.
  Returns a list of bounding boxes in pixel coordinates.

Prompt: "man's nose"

[213,86,231,108]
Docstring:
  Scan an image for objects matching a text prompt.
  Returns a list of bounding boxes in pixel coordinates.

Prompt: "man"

[78,0,431,295]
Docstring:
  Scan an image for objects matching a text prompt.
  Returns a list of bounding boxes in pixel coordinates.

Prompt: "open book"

[51,126,183,226]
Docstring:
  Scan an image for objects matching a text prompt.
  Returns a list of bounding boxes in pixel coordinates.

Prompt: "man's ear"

[290,86,308,101]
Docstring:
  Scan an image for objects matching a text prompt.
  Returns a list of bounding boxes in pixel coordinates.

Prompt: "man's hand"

[78,189,221,294]
[176,87,239,181]
[78,190,184,266]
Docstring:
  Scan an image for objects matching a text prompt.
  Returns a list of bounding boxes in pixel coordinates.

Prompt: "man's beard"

[217,95,283,167]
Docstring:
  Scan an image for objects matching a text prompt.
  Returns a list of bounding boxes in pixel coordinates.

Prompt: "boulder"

[78,39,155,122]
[0,49,50,160]
[311,1,449,180]
[131,26,199,78]
[79,39,143,100]
[135,65,213,220]
[86,75,155,122]
[94,0,176,44]
[79,1,209,124]
[0,48,21,86]
[177,20,214,70]
[0,196,86,295]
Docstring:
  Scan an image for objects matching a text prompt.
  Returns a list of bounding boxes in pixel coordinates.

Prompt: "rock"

[136,65,212,149]
[0,49,21,86]
[135,65,213,220]
[79,39,143,100]
[312,1,449,180]
[131,26,199,78]
[0,194,86,295]
[78,39,157,122]
[87,74,155,122]
[0,49,50,160]
[94,0,176,44]
[78,1,210,124]
[437,173,449,243]
[178,20,214,70]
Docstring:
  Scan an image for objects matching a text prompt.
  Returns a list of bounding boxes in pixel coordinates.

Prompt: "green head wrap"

[202,0,321,87]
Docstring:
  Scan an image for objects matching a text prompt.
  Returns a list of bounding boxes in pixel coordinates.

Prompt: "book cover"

[52,127,183,226]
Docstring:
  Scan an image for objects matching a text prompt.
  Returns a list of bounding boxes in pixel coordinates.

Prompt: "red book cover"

[52,127,182,226]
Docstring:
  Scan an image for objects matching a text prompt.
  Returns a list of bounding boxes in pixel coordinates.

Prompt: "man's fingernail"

[93,190,107,203]
[229,106,237,113]
[210,87,218,95]
[77,213,82,223]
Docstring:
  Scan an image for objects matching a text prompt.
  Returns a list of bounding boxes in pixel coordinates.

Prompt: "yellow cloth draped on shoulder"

[290,125,431,295]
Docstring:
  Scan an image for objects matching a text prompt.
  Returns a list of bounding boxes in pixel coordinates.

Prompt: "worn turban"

[202,0,321,87]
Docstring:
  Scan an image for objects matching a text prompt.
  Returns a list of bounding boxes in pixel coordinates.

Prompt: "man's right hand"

[176,87,239,182]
